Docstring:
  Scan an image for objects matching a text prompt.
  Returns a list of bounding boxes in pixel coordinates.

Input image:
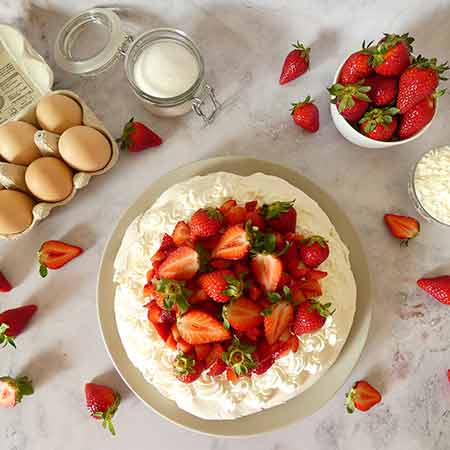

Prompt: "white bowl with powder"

[409,146,450,227]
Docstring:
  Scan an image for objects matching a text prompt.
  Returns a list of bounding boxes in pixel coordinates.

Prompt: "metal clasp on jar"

[192,84,221,125]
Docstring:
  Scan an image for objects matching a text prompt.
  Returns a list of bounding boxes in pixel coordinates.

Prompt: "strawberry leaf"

[222,336,256,376]
[154,278,191,314]
[0,323,16,349]
[261,200,295,219]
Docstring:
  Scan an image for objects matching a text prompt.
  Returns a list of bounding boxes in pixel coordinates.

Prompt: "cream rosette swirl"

[114,172,357,420]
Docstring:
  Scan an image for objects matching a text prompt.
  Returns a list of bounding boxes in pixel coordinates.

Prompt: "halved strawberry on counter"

[384,213,420,246]
[38,240,83,278]
[0,376,33,408]
[345,380,381,413]
[0,305,38,349]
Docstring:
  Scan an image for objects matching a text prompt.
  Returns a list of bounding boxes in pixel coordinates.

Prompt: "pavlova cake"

[114,172,356,420]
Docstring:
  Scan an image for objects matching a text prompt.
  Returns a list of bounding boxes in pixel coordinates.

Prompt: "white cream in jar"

[133,41,200,98]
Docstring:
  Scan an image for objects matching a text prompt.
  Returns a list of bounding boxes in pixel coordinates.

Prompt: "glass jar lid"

[54,8,129,76]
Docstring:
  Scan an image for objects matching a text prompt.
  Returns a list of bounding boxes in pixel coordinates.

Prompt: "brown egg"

[0,121,41,165]
[25,157,73,202]
[59,126,112,172]
[0,190,34,235]
[36,94,83,134]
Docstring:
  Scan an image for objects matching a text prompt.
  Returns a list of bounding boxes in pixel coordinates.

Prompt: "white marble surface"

[1,0,450,448]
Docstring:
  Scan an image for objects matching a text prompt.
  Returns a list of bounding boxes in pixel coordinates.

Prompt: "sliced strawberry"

[307,270,328,280]
[0,376,33,408]
[208,358,227,376]
[345,380,382,413]
[172,221,192,247]
[198,269,243,303]
[85,382,120,435]
[219,199,237,215]
[263,301,294,345]
[38,240,83,277]
[146,301,163,324]
[247,279,262,300]
[177,339,193,354]
[283,243,310,279]
[151,233,176,263]
[299,279,323,299]
[278,272,293,289]
[151,321,171,342]
[245,200,258,212]
[276,334,300,358]
[158,246,199,280]
[245,326,262,341]
[188,287,209,304]
[223,297,263,331]
[226,367,239,382]
[290,283,306,305]
[253,354,275,375]
[224,206,247,226]
[233,260,249,277]
[166,334,177,350]
[0,272,12,292]
[195,343,212,360]
[211,225,250,260]
[251,253,282,292]
[205,342,225,368]
[174,354,205,383]
[146,268,156,283]
[209,259,232,269]
[177,310,231,344]
[384,214,420,245]
[198,301,221,317]
[245,211,265,230]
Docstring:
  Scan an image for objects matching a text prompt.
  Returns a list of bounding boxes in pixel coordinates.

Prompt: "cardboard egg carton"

[0,89,119,240]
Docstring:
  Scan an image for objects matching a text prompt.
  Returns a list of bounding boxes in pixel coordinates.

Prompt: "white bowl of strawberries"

[329,33,448,149]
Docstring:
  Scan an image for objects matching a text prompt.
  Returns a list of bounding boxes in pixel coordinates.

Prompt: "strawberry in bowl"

[329,33,448,149]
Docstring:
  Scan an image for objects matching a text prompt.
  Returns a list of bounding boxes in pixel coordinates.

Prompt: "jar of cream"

[54,8,220,123]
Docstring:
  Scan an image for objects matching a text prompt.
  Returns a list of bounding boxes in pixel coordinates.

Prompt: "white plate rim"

[96,156,372,437]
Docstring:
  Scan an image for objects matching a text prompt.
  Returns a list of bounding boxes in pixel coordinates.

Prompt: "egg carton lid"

[0,24,53,125]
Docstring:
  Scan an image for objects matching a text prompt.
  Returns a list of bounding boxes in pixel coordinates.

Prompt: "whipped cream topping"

[114,172,357,420]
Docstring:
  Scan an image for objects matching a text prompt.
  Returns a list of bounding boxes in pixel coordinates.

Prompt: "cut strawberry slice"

[300,279,322,298]
[208,358,227,376]
[306,270,328,280]
[212,225,250,260]
[172,221,192,247]
[38,240,83,277]
[205,343,225,368]
[188,287,209,304]
[245,200,258,212]
[345,380,382,413]
[384,214,420,245]
[223,297,263,331]
[177,338,193,354]
[195,343,212,360]
[219,199,237,215]
[177,310,231,345]
[158,246,200,280]
[224,206,247,226]
[151,321,171,342]
[151,233,176,263]
[263,301,294,345]
[251,253,282,292]
[226,367,239,382]
[209,259,232,269]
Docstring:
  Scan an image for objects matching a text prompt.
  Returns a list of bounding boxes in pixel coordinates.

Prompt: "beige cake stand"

[96,156,372,437]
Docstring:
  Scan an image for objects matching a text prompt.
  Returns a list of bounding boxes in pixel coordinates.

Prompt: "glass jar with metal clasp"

[54,7,220,124]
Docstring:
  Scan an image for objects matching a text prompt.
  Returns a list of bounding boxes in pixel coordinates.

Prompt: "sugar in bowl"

[54,8,220,123]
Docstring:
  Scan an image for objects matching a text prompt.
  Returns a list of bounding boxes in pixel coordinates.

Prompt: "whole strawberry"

[0,305,38,348]
[397,56,449,113]
[358,107,400,141]
[190,208,222,239]
[85,383,121,435]
[417,275,450,305]
[345,380,381,413]
[369,33,414,76]
[364,75,398,106]
[339,43,374,85]
[262,200,297,233]
[293,300,334,335]
[0,376,33,407]
[0,271,12,292]
[399,94,439,139]
[118,117,162,152]
[173,353,205,383]
[198,269,244,303]
[291,96,319,133]
[328,81,372,122]
[279,41,310,85]
[300,236,329,267]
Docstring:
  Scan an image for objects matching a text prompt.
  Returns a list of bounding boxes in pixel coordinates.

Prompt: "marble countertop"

[1,0,450,449]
